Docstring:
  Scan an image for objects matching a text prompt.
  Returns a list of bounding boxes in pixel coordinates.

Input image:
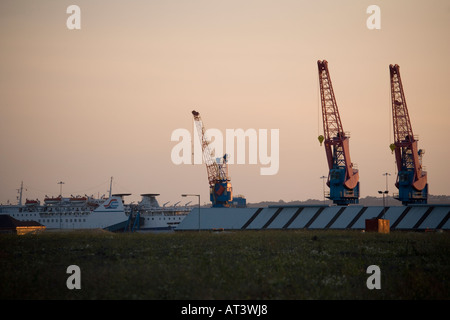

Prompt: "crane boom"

[317,60,359,205]
[192,110,219,187]
[192,110,232,207]
[389,64,428,204]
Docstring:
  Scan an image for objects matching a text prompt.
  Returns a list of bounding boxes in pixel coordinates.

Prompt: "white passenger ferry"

[0,183,190,231]
[0,194,128,231]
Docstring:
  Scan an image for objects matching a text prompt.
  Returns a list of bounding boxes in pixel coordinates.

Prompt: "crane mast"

[317,60,360,205]
[192,110,232,207]
[389,64,428,204]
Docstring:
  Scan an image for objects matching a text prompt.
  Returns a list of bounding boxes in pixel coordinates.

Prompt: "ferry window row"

[13,213,88,217]
[20,208,93,213]
[148,217,183,220]
[38,219,87,223]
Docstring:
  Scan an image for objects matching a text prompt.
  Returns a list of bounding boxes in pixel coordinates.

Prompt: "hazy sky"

[1,0,449,205]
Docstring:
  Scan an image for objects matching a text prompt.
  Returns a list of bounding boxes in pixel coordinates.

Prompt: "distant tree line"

[246,195,450,207]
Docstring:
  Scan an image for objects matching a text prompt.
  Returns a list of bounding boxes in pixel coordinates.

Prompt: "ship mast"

[17,181,23,206]
[109,176,113,198]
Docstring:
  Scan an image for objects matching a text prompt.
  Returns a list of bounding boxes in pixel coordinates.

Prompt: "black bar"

[346,206,367,229]
[241,208,263,229]
[282,207,304,229]
[304,207,326,229]
[376,206,390,219]
[262,207,283,229]
[325,206,346,229]
[436,209,450,230]
[390,206,412,229]
[413,206,434,229]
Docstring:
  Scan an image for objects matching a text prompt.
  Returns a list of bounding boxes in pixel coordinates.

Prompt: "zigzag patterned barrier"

[176,205,450,231]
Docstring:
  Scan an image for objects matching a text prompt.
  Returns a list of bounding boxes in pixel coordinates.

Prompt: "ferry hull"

[1,207,129,231]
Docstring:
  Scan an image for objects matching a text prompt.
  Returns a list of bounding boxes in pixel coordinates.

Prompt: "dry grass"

[0,229,449,299]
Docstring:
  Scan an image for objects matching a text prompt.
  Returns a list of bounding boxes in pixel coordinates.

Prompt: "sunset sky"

[1,0,449,205]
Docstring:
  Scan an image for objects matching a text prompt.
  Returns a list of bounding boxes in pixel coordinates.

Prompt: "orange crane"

[192,110,232,207]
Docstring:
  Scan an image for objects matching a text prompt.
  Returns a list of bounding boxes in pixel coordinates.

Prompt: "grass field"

[0,229,449,300]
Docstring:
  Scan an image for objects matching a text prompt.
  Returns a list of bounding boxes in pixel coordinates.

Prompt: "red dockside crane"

[317,60,360,205]
[389,64,428,204]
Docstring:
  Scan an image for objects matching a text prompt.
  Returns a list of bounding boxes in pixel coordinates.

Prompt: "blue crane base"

[328,169,360,206]
[210,180,232,208]
[396,184,428,205]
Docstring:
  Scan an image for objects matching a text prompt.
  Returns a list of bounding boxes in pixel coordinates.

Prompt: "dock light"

[378,190,388,218]
[182,194,200,231]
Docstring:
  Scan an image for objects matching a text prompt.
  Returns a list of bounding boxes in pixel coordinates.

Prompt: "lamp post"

[378,190,388,219]
[57,181,65,197]
[320,176,327,204]
[182,194,200,231]
[382,172,391,205]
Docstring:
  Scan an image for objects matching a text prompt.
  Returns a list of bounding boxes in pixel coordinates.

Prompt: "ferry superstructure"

[0,183,190,231]
[125,193,190,231]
